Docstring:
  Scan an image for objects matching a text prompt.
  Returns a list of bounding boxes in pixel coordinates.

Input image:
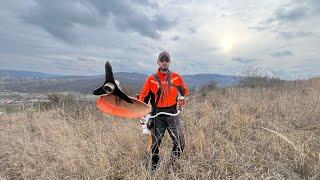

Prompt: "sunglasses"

[159,56,170,62]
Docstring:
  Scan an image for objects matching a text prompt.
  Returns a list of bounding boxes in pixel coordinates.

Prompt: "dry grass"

[0,81,319,179]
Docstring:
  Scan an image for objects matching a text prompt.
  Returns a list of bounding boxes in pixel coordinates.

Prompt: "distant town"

[0,92,49,115]
[0,97,50,105]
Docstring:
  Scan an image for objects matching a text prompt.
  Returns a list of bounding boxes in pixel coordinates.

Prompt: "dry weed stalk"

[260,127,301,154]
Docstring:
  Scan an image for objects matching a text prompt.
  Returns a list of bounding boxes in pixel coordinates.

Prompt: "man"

[139,51,189,172]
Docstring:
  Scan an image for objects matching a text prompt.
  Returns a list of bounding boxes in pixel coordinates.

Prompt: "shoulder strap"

[170,72,185,96]
[153,73,162,108]
[167,71,172,87]
[153,71,173,108]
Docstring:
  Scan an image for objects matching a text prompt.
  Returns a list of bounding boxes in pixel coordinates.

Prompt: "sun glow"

[221,36,234,53]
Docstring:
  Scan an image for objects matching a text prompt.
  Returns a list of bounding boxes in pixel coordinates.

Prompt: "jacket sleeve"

[139,76,151,103]
[177,74,190,96]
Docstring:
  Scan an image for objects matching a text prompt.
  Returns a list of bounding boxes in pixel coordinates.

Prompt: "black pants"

[148,115,185,170]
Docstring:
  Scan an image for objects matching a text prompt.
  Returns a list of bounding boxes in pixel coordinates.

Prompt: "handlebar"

[149,110,181,118]
[140,110,181,124]
[139,96,186,135]
[140,110,181,134]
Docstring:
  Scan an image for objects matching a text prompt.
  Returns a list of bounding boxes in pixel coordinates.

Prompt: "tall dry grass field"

[0,81,319,179]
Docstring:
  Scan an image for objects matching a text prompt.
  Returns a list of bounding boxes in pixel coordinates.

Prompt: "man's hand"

[140,113,151,124]
[177,96,187,110]
[139,116,146,124]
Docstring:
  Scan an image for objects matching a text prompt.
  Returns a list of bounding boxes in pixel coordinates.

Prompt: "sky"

[0,0,319,79]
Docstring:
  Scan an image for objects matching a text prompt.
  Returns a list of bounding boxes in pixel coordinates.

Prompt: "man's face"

[157,56,170,72]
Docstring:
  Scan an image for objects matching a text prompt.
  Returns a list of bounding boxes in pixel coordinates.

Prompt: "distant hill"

[0,69,61,79]
[1,70,238,94]
[183,74,238,88]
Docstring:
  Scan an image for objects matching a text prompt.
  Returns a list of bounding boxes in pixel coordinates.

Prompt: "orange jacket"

[139,69,189,108]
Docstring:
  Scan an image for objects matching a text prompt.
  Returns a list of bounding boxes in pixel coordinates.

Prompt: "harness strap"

[153,71,172,108]
[153,74,162,109]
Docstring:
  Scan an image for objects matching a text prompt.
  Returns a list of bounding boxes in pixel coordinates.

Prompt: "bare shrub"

[198,81,218,98]
[237,66,285,88]
[36,93,96,119]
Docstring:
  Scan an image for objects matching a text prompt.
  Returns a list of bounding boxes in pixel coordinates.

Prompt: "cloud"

[171,35,180,41]
[275,31,314,39]
[188,27,197,34]
[309,0,320,13]
[111,13,174,39]
[248,26,269,31]
[77,57,99,63]
[274,6,308,22]
[249,26,314,39]
[266,1,314,24]
[23,0,174,42]
[270,50,293,58]
[23,0,104,43]
[232,57,257,64]
[249,0,318,39]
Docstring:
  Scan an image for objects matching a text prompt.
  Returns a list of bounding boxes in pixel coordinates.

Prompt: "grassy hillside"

[0,81,319,179]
